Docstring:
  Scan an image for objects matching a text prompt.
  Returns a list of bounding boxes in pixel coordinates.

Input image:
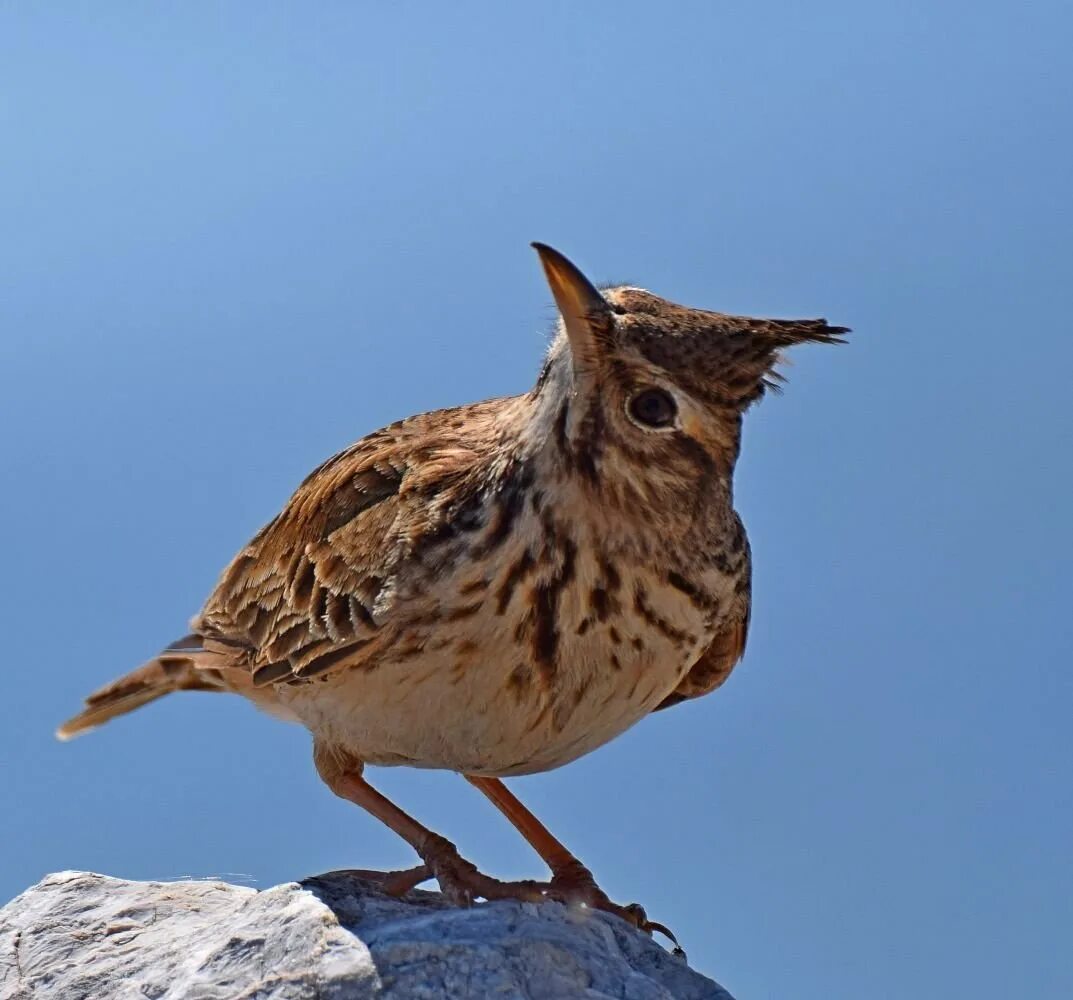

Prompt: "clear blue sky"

[2,3,1070,997]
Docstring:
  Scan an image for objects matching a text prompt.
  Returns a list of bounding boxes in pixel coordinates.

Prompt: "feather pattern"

[59,248,846,784]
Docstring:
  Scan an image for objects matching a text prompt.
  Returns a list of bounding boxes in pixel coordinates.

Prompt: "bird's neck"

[508,387,738,564]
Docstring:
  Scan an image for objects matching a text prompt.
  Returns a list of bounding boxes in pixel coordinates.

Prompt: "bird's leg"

[464,775,684,955]
[314,742,547,906]
[465,774,600,892]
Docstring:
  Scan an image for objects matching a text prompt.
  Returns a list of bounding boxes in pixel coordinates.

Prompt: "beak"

[531,242,613,369]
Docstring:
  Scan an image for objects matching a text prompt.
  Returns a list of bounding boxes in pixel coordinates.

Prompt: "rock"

[0,870,733,999]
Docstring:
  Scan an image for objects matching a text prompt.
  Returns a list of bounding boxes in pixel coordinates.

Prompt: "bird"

[58,242,847,950]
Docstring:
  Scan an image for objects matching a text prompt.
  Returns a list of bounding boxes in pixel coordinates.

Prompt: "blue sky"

[2,3,1071,997]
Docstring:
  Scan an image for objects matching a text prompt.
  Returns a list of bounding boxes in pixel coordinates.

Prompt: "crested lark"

[59,243,847,948]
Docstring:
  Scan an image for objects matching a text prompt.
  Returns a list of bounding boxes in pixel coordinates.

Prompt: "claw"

[546,869,685,959]
[644,918,687,960]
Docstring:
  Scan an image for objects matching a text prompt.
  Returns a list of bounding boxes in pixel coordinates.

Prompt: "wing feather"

[654,577,751,712]
[191,402,504,685]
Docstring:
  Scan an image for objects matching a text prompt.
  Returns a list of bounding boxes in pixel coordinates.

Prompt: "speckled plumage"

[59,243,847,946]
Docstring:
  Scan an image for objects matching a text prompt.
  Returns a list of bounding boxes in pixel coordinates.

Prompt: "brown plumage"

[59,243,847,950]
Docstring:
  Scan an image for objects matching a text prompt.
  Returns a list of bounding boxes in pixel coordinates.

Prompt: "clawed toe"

[547,869,685,959]
[337,865,432,897]
[640,916,686,959]
[419,833,547,907]
[409,834,685,958]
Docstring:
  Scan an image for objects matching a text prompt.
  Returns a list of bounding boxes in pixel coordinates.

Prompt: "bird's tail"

[56,635,223,740]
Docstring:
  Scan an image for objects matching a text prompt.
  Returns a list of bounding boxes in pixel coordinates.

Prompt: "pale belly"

[274,562,731,776]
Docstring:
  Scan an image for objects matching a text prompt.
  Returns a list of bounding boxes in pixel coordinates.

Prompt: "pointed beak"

[531,242,613,368]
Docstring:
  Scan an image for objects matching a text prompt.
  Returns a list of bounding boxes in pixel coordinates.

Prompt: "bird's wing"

[193,401,501,685]
[652,572,751,712]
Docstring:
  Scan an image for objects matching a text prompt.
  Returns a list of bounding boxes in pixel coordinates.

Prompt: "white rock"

[0,871,733,999]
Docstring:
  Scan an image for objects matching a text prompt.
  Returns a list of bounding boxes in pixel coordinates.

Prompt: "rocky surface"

[0,870,733,999]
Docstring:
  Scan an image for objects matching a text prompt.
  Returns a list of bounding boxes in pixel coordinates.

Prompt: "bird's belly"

[276,574,719,776]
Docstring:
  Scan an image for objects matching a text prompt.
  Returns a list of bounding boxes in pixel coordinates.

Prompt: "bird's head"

[526,243,848,512]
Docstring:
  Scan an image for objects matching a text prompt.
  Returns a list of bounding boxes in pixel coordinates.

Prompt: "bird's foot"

[394,838,684,958]
[546,860,686,959]
[419,833,548,907]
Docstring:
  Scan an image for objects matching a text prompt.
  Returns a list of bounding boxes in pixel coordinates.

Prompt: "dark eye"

[627,387,677,429]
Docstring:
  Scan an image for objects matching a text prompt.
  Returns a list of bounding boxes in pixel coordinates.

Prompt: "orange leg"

[465,774,597,886]
[465,775,683,954]
[316,744,547,906]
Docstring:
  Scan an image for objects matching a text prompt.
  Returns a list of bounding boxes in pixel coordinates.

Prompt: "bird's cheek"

[680,413,735,469]
[682,413,705,440]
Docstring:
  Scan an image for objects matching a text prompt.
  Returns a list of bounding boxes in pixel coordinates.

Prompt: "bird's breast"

[278,523,739,776]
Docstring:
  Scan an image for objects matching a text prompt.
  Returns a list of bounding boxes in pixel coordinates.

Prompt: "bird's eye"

[627,387,678,429]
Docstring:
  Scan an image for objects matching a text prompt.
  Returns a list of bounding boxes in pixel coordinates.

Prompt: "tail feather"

[56,635,222,740]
